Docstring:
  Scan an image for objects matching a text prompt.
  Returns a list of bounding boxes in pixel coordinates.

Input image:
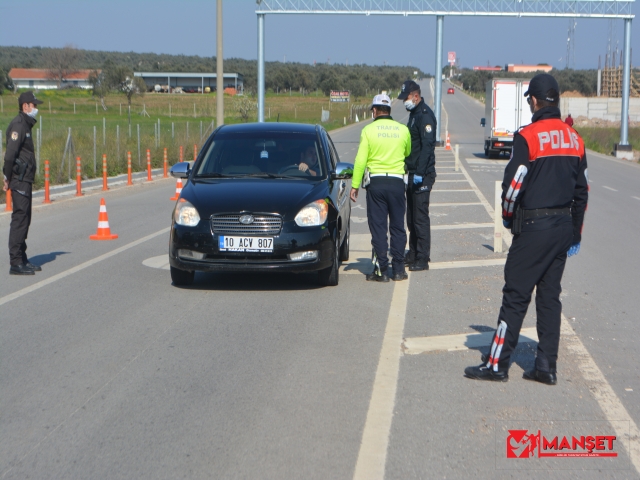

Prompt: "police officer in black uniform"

[3,91,43,275]
[397,80,437,271]
[464,74,589,385]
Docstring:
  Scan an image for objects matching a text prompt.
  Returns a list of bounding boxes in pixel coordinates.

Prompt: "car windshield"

[196,132,325,179]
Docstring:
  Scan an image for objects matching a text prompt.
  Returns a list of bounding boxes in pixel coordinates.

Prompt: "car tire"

[318,234,339,287]
[171,266,195,286]
[339,222,350,262]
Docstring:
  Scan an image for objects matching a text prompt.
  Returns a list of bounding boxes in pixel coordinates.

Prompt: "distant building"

[473,66,503,71]
[134,72,244,94]
[9,68,95,90]
[507,64,553,73]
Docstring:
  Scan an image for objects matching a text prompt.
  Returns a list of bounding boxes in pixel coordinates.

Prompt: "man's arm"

[3,122,23,183]
[351,129,369,190]
[415,112,436,177]
[571,153,589,244]
[501,134,530,224]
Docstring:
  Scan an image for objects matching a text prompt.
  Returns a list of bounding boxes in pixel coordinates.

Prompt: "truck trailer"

[481,78,531,158]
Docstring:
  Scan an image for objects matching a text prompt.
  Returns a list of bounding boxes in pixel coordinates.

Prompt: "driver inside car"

[298,146,320,176]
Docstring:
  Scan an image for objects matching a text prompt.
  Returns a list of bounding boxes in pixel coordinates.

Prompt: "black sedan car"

[169,122,353,287]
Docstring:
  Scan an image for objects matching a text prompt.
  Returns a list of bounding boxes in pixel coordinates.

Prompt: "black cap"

[18,91,43,106]
[524,74,559,102]
[397,80,420,100]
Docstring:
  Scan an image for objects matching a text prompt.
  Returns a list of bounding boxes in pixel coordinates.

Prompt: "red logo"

[507,430,539,458]
[506,430,618,458]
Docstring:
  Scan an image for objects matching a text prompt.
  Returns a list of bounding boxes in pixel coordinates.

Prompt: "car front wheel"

[318,234,340,287]
[171,266,195,286]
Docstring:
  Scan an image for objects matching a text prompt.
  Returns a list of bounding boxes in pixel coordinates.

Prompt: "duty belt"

[370,173,403,179]
[523,207,571,220]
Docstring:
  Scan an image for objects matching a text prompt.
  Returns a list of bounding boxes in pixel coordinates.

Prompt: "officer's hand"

[567,243,581,257]
[503,219,512,229]
[2,179,7,192]
[413,175,423,185]
[350,188,359,203]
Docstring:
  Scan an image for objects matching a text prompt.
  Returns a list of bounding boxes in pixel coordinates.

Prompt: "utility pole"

[216,0,224,127]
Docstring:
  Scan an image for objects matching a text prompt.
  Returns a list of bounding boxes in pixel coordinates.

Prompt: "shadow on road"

[179,271,325,291]
[28,251,70,267]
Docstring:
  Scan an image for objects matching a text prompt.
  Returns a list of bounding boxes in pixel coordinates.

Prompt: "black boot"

[10,264,35,276]
[523,369,557,385]
[464,364,509,382]
[366,270,390,283]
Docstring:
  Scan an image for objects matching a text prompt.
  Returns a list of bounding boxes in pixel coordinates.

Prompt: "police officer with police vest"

[3,91,43,275]
[397,80,437,271]
[350,94,411,282]
[465,74,588,385]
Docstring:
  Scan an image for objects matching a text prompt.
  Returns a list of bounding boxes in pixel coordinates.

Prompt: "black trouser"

[406,173,433,263]
[366,176,407,273]
[487,221,573,373]
[8,181,32,267]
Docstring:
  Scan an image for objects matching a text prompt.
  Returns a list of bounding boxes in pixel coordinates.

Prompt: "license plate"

[219,236,274,253]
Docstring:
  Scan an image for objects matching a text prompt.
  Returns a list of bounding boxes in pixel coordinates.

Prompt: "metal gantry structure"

[255,0,635,149]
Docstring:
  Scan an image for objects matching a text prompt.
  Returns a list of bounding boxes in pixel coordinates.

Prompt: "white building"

[134,72,244,94]
[8,68,95,90]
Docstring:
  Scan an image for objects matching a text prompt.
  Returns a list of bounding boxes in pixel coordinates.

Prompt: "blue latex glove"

[567,243,581,257]
[503,219,512,229]
[413,174,423,185]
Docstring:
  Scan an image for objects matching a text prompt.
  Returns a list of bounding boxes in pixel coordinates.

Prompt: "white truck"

[480,79,531,158]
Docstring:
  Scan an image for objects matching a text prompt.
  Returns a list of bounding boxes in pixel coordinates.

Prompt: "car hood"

[182,178,329,221]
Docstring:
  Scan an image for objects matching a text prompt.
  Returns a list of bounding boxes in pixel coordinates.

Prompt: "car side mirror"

[170,162,190,179]
[332,162,354,180]
[480,118,486,128]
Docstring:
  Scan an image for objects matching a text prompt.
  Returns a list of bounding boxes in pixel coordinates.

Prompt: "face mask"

[404,99,415,111]
[27,108,38,118]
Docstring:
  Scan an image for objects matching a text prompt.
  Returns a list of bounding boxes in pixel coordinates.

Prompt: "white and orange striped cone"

[89,198,118,240]
[170,178,183,201]
[445,131,451,150]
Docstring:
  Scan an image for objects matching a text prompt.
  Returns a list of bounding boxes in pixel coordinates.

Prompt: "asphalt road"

[0,85,638,479]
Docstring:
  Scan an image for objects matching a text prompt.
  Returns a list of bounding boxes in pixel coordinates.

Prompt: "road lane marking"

[633,196,640,201]
[403,327,538,354]
[457,160,513,249]
[342,257,505,274]
[466,158,508,165]
[433,189,474,192]
[0,228,171,307]
[561,316,640,475]
[437,179,469,183]
[431,202,483,207]
[603,186,618,191]
[437,172,465,175]
[432,222,493,230]
[353,265,409,480]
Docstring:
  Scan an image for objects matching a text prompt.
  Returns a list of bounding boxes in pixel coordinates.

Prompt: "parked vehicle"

[481,78,531,158]
[168,122,353,287]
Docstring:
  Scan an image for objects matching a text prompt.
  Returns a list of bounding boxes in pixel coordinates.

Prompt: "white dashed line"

[603,186,618,191]
[632,196,640,201]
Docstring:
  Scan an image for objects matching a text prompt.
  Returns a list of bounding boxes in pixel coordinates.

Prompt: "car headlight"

[173,199,201,226]
[295,199,328,227]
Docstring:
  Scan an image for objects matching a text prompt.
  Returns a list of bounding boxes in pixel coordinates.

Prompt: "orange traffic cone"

[89,198,118,240]
[170,178,183,201]
[4,189,12,212]
[445,131,451,150]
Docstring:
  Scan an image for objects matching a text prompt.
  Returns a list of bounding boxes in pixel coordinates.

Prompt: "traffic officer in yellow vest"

[350,94,411,282]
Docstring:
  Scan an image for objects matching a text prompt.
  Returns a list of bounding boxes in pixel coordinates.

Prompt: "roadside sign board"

[448,51,456,64]
[330,90,350,102]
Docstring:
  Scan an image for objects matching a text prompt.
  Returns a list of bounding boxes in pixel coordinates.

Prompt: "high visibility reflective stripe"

[97,221,110,228]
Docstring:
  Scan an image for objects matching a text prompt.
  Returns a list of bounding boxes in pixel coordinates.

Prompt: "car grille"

[211,214,283,236]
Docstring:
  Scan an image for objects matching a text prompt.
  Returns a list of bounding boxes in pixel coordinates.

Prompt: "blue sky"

[0,0,638,73]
